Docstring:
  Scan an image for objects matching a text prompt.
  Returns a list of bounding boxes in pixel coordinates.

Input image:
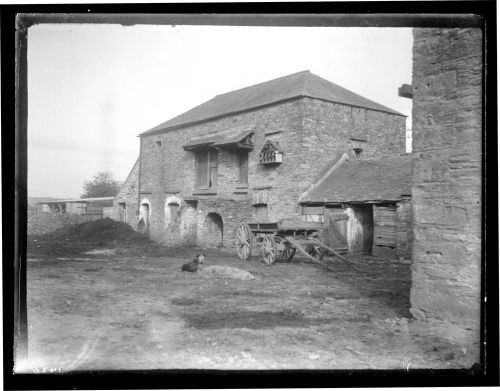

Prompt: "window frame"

[195,148,218,189]
[253,204,268,222]
[238,151,249,187]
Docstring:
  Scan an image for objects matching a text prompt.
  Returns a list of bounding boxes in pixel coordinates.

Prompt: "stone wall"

[139,97,406,248]
[396,199,412,259]
[114,158,140,229]
[410,28,482,329]
[28,211,102,236]
[301,98,406,160]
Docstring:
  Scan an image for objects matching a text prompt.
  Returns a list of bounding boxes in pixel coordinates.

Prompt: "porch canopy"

[183,127,254,151]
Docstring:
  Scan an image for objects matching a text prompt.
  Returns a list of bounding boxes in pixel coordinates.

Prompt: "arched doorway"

[164,196,182,229]
[138,200,150,236]
[200,212,223,248]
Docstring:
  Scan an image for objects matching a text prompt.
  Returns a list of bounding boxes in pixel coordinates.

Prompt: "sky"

[28,24,413,198]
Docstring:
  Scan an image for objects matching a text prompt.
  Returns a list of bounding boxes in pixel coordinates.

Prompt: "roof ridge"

[302,69,310,96]
[140,69,404,136]
[213,70,311,98]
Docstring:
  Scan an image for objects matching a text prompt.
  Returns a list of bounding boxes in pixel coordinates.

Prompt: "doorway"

[199,212,223,248]
[347,204,374,254]
[119,203,127,222]
[138,202,150,235]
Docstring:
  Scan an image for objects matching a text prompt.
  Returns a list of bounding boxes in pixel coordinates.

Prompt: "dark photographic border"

[2,2,498,389]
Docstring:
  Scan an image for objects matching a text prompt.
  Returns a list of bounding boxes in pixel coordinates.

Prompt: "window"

[303,214,325,223]
[253,204,268,222]
[238,152,248,186]
[302,205,324,223]
[195,148,218,189]
[353,148,363,159]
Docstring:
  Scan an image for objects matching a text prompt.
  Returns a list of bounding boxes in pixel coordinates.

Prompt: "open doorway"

[347,204,373,254]
[199,212,223,248]
[138,202,150,236]
[119,203,127,222]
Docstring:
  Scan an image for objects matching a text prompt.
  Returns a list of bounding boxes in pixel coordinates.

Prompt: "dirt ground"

[20,221,480,372]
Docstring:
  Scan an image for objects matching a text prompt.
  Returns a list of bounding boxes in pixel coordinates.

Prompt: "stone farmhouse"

[114,70,407,253]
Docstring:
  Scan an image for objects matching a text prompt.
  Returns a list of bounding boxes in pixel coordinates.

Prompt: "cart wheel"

[261,234,277,265]
[236,221,253,260]
[275,236,296,262]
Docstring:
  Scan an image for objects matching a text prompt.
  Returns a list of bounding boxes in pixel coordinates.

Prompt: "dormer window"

[259,140,283,165]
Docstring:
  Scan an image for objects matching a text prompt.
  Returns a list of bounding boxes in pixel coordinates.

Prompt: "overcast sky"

[28,24,413,198]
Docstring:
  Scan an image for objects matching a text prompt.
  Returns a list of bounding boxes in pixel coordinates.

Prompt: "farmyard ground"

[22,244,479,372]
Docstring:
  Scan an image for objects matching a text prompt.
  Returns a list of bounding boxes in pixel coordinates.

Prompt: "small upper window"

[156,140,162,147]
[353,148,363,159]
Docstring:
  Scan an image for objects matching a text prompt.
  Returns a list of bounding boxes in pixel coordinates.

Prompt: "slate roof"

[302,155,412,204]
[141,70,405,136]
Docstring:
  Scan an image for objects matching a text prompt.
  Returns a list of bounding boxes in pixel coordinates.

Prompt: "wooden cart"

[235,219,345,266]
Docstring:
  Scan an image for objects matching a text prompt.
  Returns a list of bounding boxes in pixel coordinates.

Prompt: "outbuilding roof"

[301,154,412,204]
[141,70,405,136]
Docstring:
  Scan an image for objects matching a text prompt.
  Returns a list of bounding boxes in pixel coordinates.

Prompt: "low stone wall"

[28,211,102,236]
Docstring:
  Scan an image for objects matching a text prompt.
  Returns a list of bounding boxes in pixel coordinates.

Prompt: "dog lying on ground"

[181,254,205,272]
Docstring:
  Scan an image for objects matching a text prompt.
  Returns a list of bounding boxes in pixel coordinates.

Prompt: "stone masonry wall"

[27,210,102,236]
[410,28,482,330]
[301,98,406,160]
[114,158,140,229]
[139,97,406,248]
[396,199,412,259]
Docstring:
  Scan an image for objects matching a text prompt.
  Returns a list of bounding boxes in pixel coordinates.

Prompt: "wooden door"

[253,204,268,222]
[373,205,397,248]
[119,203,127,222]
[327,213,348,250]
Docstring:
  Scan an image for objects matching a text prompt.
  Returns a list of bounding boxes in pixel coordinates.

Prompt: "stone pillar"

[410,28,482,330]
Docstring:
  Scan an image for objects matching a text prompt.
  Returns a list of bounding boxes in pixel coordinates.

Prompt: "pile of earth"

[27,218,173,257]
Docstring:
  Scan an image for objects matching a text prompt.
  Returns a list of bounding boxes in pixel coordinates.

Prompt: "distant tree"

[81,171,121,198]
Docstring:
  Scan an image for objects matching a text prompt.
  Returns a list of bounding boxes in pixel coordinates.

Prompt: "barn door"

[327,213,348,250]
[372,205,397,257]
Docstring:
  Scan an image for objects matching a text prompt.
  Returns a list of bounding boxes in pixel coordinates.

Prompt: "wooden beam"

[398,84,413,99]
[309,239,369,274]
[284,236,337,273]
